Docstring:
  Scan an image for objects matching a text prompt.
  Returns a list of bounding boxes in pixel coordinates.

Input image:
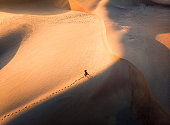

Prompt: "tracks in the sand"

[0,76,85,122]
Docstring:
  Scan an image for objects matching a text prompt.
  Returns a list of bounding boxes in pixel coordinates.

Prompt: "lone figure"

[84,70,89,77]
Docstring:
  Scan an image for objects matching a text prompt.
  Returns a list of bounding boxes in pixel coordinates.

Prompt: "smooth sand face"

[0,0,170,125]
[93,0,170,114]
[0,10,118,124]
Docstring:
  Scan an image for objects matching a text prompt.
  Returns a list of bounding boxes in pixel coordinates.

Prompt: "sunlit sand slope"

[0,0,170,125]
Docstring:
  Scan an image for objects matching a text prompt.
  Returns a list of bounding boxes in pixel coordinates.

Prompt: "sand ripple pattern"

[0,13,97,26]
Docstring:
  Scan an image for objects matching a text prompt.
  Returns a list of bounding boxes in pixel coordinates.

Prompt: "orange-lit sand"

[0,0,170,125]
[156,33,170,49]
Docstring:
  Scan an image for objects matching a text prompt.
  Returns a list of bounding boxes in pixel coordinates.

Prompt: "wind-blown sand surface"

[0,0,170,125]
[91,0,170,115]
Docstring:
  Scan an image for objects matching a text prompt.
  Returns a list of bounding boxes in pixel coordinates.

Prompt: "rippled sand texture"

[0,0,170,125]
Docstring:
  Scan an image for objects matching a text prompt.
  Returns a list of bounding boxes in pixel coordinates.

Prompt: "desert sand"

[0,0,170,125]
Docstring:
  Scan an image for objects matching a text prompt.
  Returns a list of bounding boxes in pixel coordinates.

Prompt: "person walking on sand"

[84,70,89,77]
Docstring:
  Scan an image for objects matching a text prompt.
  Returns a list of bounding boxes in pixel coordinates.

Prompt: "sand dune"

[156,33,170,49]
[92,0,170,114]
[0,0,170,125]
[4,59,170,125]
[0,0,88,12]
[0,11,115,124]
[0,0,89,15]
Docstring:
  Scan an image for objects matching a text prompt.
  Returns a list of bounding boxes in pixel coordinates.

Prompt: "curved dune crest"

[156,33,170,49]
[0,11,114,121]
[93,0,170,114]
[0,0,90,13]
[0,23,32,70]
[2,59,170,125]
[0,0,170,125]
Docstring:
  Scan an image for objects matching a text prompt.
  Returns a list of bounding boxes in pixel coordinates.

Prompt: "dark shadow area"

[116,108,141,125]
[105,0,170,114]
[5,59,170,125]
[4,59,143,125]
[0,0,70,15]
[0,25,29,70]
[145,1,170,8]
[103,0,170,8]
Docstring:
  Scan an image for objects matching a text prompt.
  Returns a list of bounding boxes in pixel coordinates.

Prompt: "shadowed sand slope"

[5,59,170,125]
[0,26,29,69]
[0,11,114,123]
[76,0,170,11]
[0,0,89,14]
[92,0,170,114]
[0,0,170,125]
